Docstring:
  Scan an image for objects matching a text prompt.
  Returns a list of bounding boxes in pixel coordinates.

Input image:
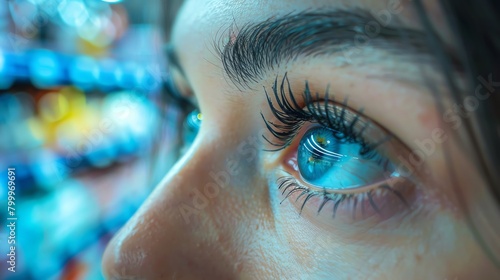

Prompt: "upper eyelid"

[261,75,371,149]
[260,74,413,160]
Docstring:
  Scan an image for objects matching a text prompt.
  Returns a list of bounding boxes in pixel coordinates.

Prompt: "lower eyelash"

[277,176,409,219]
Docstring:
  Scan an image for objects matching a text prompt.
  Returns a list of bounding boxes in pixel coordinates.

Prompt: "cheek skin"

[275,181,496,279]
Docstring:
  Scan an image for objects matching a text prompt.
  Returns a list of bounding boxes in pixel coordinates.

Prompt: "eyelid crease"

[261,73,377,151]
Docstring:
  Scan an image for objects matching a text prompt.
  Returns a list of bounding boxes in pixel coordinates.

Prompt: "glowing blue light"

[29,50,63,88]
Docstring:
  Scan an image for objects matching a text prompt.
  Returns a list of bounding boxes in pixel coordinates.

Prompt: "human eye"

[262,74,423,223]
[163,56,202,154]
[181,109,202,150]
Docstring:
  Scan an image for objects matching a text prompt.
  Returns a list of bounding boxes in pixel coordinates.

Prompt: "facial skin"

[102,0,500,279]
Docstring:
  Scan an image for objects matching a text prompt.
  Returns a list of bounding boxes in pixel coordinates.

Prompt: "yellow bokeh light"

[39,92,70,123]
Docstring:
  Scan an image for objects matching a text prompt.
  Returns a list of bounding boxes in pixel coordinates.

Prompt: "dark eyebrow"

[216,9,432,89]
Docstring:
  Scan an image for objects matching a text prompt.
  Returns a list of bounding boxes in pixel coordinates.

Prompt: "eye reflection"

[297,126,396,190]
[180,109,202,153]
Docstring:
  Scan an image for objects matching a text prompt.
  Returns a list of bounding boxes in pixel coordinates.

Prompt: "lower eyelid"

[278,140,422,222]
[277,174,419,224]
[283,143,402,191]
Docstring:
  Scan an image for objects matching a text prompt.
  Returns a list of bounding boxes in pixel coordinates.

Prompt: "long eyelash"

[277,176,408,218]
[261,73,370,151]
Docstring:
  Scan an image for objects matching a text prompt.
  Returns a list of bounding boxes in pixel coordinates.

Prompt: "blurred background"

[0,0,182,279]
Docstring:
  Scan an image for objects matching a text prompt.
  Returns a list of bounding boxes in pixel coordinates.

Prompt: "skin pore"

[102,0,500,279]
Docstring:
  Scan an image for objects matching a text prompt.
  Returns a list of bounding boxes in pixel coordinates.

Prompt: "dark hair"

[414,0,500,266]
[425,0,500,201]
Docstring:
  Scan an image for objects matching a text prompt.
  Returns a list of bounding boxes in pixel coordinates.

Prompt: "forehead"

[173,1,437,53]
[170,0,432,43]
[169,0,448,92]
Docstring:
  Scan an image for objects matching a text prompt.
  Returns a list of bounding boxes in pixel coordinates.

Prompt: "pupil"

[297,127,339,183]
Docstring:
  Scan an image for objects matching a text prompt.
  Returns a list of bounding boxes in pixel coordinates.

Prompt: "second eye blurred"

[181,109,202,154]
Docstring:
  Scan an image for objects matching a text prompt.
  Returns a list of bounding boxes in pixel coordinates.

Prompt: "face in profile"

[102,0,500,279]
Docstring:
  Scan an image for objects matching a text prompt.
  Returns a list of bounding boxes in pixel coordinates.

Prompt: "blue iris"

[297,127,387,189]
